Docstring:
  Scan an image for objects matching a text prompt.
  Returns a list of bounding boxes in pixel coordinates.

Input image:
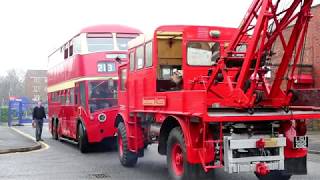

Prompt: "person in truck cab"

[170,69,183,91]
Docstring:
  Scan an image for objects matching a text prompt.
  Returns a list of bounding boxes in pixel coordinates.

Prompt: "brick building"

[272,4,320,88]
[24,70,48,102]
[272,4,320,130]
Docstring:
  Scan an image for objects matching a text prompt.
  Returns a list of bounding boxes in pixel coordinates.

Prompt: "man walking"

[32,100,46,141]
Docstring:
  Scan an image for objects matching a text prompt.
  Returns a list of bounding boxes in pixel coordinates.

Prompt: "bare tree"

[0,69,26,105]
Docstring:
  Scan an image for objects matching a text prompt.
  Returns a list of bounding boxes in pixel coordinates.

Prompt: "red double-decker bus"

[47,24,142,152]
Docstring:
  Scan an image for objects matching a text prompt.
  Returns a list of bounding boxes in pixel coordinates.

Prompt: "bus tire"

[52,119,58,140]
[78,123,89,153]
[117,122,138,167]
[167,127,199,180]
[255,170,291,180]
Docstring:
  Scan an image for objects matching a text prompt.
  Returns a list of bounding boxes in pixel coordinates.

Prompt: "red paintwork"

[256,162,270,176]
[48,52,120,86]
[171,143,184,176]
[118,25,239,165]
[48,25,142,144]
[117,0,318,176]
[256,138,266,149]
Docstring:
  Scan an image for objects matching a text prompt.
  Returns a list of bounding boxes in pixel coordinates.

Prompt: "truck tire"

[167,127,200,180]
[78,123,89,153]
[255,170,291,180]
[52,119,58,140]
[117,122,138,167]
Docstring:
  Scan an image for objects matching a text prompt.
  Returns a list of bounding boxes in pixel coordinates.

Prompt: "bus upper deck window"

[69,45,73,56]
[64,48,68,59]
[116,33,139,50]
[87,33,113,52]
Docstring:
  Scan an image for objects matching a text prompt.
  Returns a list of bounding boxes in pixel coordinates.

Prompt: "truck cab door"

[118,66,128,110]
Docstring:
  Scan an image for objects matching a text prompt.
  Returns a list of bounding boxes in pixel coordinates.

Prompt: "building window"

[33,86,40,92]
[34,77,40,83]
[33,94,40,101]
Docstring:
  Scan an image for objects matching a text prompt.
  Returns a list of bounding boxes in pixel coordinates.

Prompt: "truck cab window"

[187,41,220,66]
[156,33,183,92]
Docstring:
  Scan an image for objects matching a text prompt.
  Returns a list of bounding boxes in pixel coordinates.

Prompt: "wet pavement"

[0,125,40,154]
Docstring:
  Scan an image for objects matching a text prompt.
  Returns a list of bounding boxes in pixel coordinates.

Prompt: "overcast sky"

[0,0,319,75]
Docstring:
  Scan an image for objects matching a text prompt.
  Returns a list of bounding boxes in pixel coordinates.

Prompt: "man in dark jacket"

[32,100,46,141]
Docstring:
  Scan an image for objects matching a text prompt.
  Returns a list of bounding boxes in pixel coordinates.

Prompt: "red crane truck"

[115,0,320,179]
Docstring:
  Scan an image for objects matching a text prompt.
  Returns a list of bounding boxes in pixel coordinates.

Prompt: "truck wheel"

[117,122,138,167]
[167,127,199,180]
[78,123,89,153]
[255,170,291,180]
[52,119,58,140]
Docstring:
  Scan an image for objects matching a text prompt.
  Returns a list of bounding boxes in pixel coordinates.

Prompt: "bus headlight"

[98,113,107,122]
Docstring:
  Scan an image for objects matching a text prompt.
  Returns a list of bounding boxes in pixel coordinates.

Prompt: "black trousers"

[35,119,43,141]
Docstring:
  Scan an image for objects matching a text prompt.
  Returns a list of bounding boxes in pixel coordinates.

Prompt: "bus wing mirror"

[115,57,121,63]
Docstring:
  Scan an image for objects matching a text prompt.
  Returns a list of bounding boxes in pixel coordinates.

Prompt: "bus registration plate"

[293,136,308,149]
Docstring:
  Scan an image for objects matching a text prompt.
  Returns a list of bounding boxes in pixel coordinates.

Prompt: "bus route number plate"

[293,136,308,149]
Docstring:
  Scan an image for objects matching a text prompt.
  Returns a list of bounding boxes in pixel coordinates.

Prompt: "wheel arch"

[76,117,86,136]
[114,113,125,128]
[158,115,190,155]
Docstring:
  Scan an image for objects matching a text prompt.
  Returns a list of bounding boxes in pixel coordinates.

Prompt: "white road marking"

[10,127,50,153]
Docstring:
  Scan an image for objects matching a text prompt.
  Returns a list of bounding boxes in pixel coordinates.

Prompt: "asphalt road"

[1,124,320,180]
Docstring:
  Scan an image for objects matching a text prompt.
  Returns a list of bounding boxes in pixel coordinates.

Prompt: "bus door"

[66,88,77,139]
[59,90,68,136]
[76,81,88,123]
[73,83,81,139]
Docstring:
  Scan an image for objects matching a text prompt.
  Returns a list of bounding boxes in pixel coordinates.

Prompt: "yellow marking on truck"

[265,138,278,147]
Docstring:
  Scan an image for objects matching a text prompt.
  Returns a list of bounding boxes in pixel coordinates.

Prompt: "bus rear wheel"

[117,122,138,167]
[78,123,89,153]
[255,170,291,180]
[167,127,199,180]
[52,119,58,140]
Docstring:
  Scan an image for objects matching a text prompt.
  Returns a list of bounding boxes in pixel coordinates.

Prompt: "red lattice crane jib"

[207,0,313,109]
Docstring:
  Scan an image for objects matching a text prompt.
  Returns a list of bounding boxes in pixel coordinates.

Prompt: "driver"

[170,69,183,91]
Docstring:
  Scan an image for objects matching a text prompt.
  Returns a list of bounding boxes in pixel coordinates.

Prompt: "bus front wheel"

[78,123,89,153]
[117,122,138,167]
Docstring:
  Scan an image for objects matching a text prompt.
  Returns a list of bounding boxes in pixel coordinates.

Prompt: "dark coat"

[32,106,46,120]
